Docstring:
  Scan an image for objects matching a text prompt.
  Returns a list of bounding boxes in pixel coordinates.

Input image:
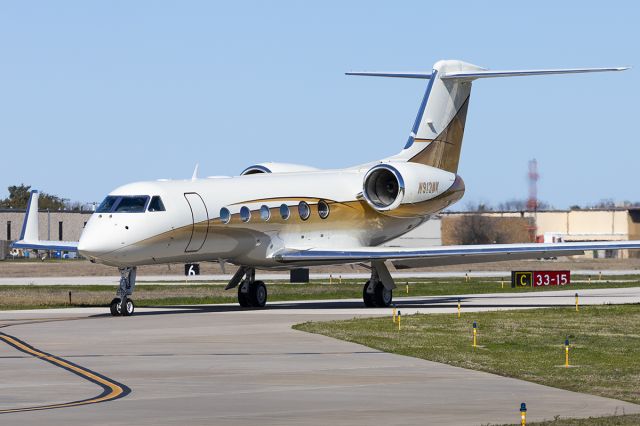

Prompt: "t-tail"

[348,60,628,173]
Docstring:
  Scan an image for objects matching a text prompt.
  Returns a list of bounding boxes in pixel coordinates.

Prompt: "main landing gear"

[362,261,395,308]
[226,267,268,308]
[110,266,137,316]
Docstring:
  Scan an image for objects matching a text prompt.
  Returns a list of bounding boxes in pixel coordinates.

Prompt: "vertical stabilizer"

[347,60,628,173]
[392,60,482,173]
[19,190,39,242]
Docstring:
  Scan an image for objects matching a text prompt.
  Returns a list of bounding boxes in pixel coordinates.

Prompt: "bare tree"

[451,215,505,244]
[445,215,534,245]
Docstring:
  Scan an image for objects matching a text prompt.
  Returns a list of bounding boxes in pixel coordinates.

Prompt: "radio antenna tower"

[527,159,539,241]
[527,159,539,212]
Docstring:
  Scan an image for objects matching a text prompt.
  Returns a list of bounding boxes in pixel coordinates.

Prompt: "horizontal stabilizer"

[346,67,629,81]
[441,67,630,81]
[346,71,433,79]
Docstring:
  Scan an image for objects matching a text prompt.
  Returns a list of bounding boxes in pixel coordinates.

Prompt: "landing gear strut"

[362,262,394,307]
[227,267,268,308]
[110,267,137,316]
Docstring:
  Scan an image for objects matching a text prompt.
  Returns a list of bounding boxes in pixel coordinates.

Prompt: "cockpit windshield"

[95,195,150,213]
[114,196,149,213]
[96,196,118,213]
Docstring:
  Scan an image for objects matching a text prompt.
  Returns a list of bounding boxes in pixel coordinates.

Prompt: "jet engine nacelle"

[240,162,319,176]
[362,162,459,213]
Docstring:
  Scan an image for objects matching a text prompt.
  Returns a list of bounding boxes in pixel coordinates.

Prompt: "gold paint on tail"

[409,96,470,173]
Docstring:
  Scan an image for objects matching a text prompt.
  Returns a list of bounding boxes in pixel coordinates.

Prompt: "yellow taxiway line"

[0,331,130,414]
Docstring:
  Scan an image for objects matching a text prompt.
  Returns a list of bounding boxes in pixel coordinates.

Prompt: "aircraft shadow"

[89,295,580,318]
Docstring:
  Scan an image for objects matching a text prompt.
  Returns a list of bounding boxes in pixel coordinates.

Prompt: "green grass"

[1,277,640,310]
[505,413,640,425]
[294,304,640,405]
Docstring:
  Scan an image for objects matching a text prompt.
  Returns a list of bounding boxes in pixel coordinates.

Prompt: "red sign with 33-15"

[511,271,571,288]
[531,271,570,287]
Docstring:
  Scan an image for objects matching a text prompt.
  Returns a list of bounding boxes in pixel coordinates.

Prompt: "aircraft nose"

[77,234,105,259]
[78,228,117,260]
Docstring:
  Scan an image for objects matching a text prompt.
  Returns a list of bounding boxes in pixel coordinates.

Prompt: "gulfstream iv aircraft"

[13,59,640,316]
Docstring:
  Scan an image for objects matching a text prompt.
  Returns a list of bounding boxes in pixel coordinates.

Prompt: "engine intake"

[362,162,462,215]
[363,165,405,210]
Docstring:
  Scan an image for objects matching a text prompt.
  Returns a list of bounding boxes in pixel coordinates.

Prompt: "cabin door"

[184,192,209,252]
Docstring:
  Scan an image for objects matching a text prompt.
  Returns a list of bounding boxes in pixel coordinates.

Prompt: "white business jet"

[13,59,640,316]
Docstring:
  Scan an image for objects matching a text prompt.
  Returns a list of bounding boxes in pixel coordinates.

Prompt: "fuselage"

[78,164,464,268]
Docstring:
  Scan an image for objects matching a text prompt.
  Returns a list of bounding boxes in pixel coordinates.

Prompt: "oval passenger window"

[260,205,271,221]
[220,207,231,224]
[240,206,251,223]
[298,201,310,221]
[318,200,330,219]
[280,204,290,220]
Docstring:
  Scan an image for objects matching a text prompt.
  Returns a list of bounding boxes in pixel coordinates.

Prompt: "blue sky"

[0,1,637,208]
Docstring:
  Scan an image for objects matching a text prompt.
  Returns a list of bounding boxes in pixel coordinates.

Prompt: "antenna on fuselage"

[191,163,199,181]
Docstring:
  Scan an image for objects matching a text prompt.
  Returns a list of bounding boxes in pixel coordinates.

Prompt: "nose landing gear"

[110,267,137,316]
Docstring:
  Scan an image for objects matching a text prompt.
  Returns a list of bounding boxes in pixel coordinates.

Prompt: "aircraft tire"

[238,284,251,307]
[110,298,121,316]
[121,298,135,316]
[373,282,392,307]
[248,281,267,308]
[362,281,376,307]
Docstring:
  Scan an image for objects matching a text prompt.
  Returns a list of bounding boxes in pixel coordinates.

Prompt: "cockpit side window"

[96,196,118,213]
[113,196,149,213]
[148,196,166,212]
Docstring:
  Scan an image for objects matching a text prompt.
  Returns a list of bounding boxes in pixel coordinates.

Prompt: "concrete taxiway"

[1,287,639,425]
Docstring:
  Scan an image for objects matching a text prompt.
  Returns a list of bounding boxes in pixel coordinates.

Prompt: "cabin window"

[260,205,271,221]
[240,206,251,223]
[279,204,290,220]
[220,207,231,224]
[318,200,330,219]
[148,196,166,212]
[298,201,310,221]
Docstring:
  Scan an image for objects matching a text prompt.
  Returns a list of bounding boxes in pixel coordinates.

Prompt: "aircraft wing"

[274,241,640,269]
[11,240,79,252]
[10,190,79,252]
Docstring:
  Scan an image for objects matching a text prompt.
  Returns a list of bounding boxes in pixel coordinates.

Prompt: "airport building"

[1,208,639,259]
[442,209,640,258]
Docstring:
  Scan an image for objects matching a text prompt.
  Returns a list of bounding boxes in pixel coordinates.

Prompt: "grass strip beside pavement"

[294,304,640,406]
[1,278,640,310]
[505,413,640,425]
